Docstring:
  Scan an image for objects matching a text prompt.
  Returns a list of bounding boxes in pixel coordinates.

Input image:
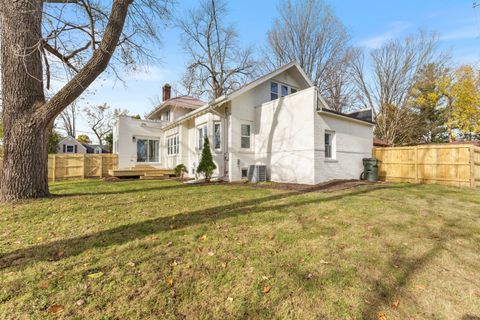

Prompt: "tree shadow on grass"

[359,218,479,319]
[0,184,411,271]
[51,181,194,198]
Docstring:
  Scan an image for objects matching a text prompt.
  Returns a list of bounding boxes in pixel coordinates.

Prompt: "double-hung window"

[198,125,208,150]
[241,124,251,149]
[270,82,279,100]
[163,110,171,121]
[167,135,179,155]
[214,122,221,150]
[325,131,335,159]
[271,81,298,100]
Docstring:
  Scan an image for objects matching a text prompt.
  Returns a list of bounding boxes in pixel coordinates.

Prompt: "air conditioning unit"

[248,165,267,183]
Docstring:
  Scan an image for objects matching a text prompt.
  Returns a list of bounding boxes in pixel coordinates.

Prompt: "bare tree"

[177,0,257,99]
[57,102,78,137]
[265,0,355,111]
[0,0,171,201]
[84,103,127,146]
[350,31,442,145]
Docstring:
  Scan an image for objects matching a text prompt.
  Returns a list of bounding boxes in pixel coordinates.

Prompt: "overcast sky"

[64,0,480,141]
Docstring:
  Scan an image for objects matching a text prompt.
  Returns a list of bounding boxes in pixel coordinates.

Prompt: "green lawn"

[0,179,479,319]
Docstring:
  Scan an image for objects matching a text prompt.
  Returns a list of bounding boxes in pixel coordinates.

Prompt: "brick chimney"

[162,83,171,101]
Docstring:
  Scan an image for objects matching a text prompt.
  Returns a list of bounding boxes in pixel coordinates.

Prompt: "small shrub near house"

[196,137,216,182]
[174,164,188,179]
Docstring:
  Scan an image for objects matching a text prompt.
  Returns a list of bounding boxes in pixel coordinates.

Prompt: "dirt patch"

[248,179,378,192]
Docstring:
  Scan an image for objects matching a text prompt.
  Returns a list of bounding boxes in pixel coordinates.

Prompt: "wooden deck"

[108,165,175,178]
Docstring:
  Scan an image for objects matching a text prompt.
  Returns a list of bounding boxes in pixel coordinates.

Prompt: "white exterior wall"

[228,71,305,181]
[113,116,166,169]
[254,87,316,184]
[313,112,374,183]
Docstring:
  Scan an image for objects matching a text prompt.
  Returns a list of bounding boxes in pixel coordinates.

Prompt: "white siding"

[113,116,166,169]
[254,87,316,184]
[228,69,307,181]
[313,112,373,183]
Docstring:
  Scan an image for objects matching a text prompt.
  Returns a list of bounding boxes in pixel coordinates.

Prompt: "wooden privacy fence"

[373,145,480,188]
[48,154,118,181]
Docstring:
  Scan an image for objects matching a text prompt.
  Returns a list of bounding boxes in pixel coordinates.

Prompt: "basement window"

[241,168,248,179]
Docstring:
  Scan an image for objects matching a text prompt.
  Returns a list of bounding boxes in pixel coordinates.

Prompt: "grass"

[0,179,479,320]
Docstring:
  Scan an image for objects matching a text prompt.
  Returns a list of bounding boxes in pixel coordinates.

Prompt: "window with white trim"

[197,125,208,150]
[167,135,179,155]
[325,131,335,159]
[214,122,221,150]
[270,82,278,100]
[163,110,171,121]
[241,124,251,149]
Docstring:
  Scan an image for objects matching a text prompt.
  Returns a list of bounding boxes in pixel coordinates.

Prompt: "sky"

[65,0,480,141]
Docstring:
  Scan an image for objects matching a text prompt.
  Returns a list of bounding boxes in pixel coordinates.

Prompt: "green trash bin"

[361,158,379,182]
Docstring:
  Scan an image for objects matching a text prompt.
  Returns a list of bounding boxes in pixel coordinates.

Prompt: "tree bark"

[0,0,131,201]
[0,0,51,200]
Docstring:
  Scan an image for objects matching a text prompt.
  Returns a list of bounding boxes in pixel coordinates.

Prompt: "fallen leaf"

[199,235,207,241]
[319,260,332,265]
[56,251,65,259]
[47,304,64,314]
[207,251,215,256]
[87,272,104,279]
[127,262,136,267]
[166,241,173,247]
[391,299,400,309]
[37,280,49,289]
[262,285,272,294]
[261,275,270,280]
[76,299,85,306]
[170,260,178,267]
[227,296,233,302]
[268,234,275,240]
[169,224,175,230]
[377,311,387,320]
[415,284,426,290]
[166,278,174,287]
[221,262,228,268]
[306,273,313,280]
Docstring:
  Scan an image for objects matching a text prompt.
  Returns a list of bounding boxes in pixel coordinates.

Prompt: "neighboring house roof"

[163,61,313,130]
[82,144,110,153]
[449,140,480,146]
[58,136,87,151]
[147,96,206,119]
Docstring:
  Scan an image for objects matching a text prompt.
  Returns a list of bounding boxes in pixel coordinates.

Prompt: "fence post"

[470,145,476,188]
[52,155,56,182]
[82,154,86,179]
[414,146,419,183]
[99,155,103,178]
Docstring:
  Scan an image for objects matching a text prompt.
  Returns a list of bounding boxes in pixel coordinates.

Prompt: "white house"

[113,62,374,184]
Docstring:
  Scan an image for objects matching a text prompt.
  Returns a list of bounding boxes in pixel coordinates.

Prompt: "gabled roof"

[147,96,205,119]
[163,61,313,129]
[82,144,110,153]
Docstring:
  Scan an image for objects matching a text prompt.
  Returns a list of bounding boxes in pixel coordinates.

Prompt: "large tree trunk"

[0,0,50,201]
[0,0,131,201]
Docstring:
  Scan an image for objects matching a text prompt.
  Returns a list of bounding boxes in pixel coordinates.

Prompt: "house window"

[241,124,251,149]
[94,147,102,154]
[241,168,248,179]
[281,85,289,97]
[198,125,208,150]
[214,122,221,150]
[163,110,171,121]
[137,138,159,162]
[271,82,278,100]
[290,88,297,94]
[325,131,335,159]
[66,145,75,153]
[167,135,179,155]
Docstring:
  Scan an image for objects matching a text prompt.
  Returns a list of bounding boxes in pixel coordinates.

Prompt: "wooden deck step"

[108,168,174,178]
